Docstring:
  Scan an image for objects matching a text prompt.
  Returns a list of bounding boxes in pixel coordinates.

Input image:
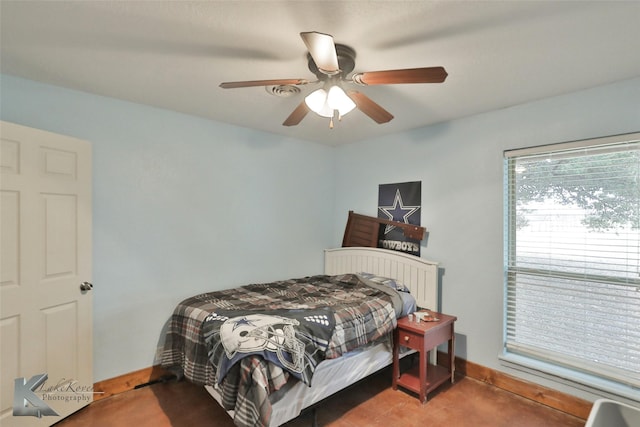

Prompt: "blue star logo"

[378,189,420,235]
[231,317,256,331]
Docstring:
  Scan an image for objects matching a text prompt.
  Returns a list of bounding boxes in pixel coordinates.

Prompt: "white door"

[1,121,93,426]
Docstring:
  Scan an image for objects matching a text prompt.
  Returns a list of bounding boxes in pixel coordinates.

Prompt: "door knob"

[80,282,93,291]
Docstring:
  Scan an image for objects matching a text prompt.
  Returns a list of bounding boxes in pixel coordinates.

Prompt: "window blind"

[504,133,640,388]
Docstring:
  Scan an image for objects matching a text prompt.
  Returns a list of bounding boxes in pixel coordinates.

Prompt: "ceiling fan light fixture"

[304,88,332,118]
[328,85,356,116]
[305,85,356,120]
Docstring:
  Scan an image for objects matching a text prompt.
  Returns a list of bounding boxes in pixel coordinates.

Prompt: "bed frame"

[207,247,440,426]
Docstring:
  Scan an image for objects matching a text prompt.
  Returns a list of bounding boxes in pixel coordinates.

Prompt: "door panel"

[43,193,77,277]
[0,121,92,426]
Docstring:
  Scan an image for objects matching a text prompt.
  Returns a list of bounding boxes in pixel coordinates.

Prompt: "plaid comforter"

[160,274,399,427]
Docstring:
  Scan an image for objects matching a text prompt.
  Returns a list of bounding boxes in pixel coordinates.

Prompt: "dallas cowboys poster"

[378,181,421,256]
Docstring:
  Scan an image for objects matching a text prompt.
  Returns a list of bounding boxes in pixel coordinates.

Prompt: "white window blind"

[504,133,640,389]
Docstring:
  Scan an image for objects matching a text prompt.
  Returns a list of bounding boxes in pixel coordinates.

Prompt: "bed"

[160,247,439,427]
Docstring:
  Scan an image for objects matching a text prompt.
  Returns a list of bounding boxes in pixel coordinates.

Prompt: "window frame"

[502,132,640,400]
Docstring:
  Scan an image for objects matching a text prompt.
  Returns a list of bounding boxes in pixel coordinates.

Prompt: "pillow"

[357,272,417,316]
[397,292,417,317]
[357,272,410,293]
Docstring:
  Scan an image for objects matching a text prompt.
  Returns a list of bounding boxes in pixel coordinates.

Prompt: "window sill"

[499,352,640,405]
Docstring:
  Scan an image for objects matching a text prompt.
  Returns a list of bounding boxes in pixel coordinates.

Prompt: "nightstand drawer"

[398,329,423,351]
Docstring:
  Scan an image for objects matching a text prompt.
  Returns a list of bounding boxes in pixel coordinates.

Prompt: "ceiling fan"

[220,31,448,128]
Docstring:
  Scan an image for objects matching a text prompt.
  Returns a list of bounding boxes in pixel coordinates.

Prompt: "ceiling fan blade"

[352,66,448,85]
[347,91,394,124]
[300,31,340,75]
[220,78,309,89]
[282,101,310,126]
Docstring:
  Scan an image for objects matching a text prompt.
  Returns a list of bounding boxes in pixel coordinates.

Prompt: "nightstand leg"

[449,325,456,384]
[392,332,399,391]
[420,346,427,403]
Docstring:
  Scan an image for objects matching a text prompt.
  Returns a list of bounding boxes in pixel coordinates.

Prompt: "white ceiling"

[2,1,639,146]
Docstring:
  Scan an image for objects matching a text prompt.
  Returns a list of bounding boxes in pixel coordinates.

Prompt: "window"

[504,133,640,391]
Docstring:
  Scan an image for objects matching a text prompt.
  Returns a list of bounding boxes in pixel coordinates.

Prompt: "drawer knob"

[404,336,410,342]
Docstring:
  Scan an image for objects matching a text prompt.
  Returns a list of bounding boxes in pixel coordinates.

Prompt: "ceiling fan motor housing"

[307,43,356,79]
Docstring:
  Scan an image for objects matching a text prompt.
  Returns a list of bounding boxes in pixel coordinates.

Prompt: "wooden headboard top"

[341,210,426,248]
[324,247,439,312]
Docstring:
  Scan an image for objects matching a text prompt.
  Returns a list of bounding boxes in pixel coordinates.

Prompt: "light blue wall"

[1,75,336,381]
[3,73,639,399]
[332,76,640,400]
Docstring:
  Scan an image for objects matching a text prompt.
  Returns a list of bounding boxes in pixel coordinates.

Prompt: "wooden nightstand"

[392,312,457,403]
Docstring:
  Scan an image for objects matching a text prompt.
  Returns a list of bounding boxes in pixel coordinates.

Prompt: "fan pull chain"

[328,110,345,129]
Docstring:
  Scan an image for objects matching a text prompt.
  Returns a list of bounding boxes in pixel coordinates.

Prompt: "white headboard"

[324,247,440,312]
